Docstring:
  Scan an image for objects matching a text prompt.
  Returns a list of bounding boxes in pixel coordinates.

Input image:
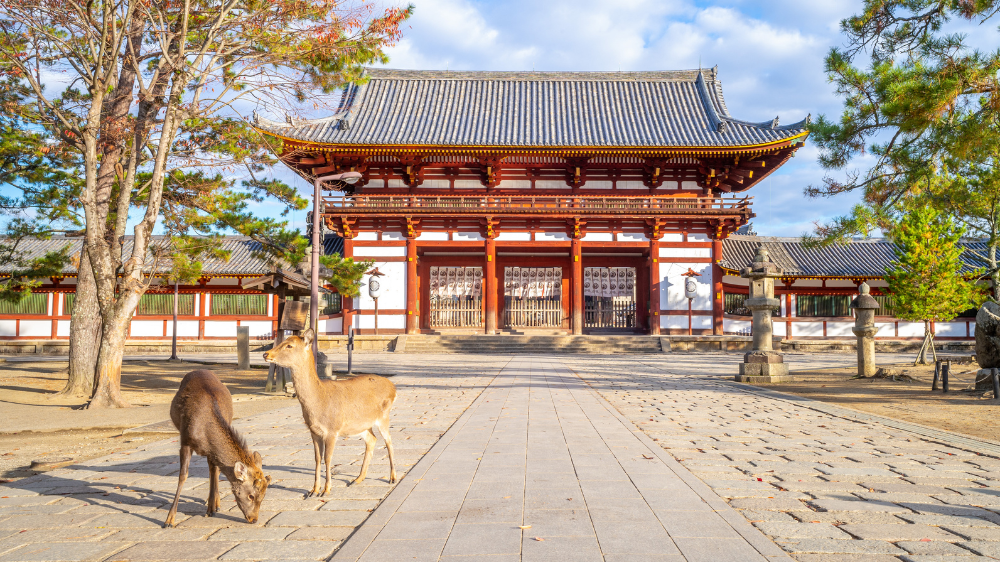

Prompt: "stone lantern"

[736,246,791,382]
[851,282,879,378]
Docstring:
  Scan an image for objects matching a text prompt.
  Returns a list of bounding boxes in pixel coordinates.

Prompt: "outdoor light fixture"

[309,171,364,358]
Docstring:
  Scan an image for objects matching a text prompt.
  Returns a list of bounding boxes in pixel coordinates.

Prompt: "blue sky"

[273,0,864,237]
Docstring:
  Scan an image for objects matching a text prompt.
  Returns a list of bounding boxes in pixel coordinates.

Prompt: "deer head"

[263,329,314,368]
[231,451,271,524]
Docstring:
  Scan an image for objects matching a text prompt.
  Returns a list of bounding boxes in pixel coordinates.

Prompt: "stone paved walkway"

[566,353,1000,562]
[0,357,507,562]
[334,357,788,562]
[6,352,1000,562]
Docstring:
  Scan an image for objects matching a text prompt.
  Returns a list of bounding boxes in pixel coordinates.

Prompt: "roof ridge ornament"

[717,121,729,134]
[770,116,779,129]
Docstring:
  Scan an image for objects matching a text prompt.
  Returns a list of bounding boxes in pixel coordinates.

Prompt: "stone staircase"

[398,335,665,354]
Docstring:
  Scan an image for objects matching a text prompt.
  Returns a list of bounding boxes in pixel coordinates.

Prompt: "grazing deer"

[263,329,397,496]
[164,370,271,527]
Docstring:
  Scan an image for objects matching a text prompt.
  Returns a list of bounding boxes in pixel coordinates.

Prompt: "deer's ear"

[252,451,262,466]
[234,461,248,482]
[265,475,272,485]
[302,329,315,347]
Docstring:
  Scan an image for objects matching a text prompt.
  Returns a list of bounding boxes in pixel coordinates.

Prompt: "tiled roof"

[720,235,989,278]
[254,68,809,148]
[0,235,345,276]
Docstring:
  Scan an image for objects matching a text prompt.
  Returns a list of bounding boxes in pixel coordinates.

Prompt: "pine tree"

[884,204,984,364]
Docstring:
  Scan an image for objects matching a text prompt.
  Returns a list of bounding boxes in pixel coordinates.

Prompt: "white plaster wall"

[382,232,405,241]
[0,320,15,336]
[130,321,163,337]
[205,321,237,337]
[581,232,613,242]
[47,293,53,315]
[356,314,405,329]
[537,232,570,241]
[659,262,711,310]
[618,181,645,189]
[19,320,50,337]
[772,322,787,337]
[659,247,710,259]
[826,279,861,288]
[498,180,531,189]
[681,181,700,190]
[166,321,199,337]
[724,318,751,333]
[687,233,709,242]
[417,232,449,241]
[876,322,895,336]
[662,315,712,330]
[617,232,648,242]
[585,181,613,189]
[358,261,406,310]
[320,317,343,333]
[792,322,824,337]
[454,232,484,241]
[535,180,568,189]
[240,321,273,337]
[353,232,378,241]
[660,234,683,242]
[57,320,70,337]
[207,278,239,285]
[935,322,968,337]
[897,322,924,337]
[353,246,406,257]
[495,232,530,241]
[827,322,855,337]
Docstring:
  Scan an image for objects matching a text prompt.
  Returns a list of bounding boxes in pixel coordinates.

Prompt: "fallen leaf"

[503,496,511,499]
[534,537,544,541]
[920,538,931,542]
[643,455,654,460]
[757,478,763,482]
[519,525,532,529]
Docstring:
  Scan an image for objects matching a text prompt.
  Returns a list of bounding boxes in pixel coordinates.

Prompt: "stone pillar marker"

[851,282,879,377]
[736,247,791,382]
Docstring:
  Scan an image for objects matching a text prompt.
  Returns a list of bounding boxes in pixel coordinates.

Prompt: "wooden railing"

[323,195,751,213]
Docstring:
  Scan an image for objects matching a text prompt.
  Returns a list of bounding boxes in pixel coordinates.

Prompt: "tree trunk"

[58,247,101,397]
[88,311,131,409]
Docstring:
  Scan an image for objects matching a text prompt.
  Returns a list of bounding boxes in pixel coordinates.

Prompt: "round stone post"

[736,247,791,382]
[851,282,879,377]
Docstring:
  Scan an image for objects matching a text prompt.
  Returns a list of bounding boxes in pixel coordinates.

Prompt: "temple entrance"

[584,267,637,330]
[503,267,563,328]
[428,267,483,328]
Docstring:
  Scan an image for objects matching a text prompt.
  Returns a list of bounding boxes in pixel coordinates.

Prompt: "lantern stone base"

[736,351,792,383]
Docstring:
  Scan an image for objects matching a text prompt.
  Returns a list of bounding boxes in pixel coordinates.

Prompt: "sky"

[275,0,861,238]
[265,0,990,239]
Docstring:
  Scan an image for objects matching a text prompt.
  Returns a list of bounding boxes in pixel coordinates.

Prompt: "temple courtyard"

[2,352,1000,561]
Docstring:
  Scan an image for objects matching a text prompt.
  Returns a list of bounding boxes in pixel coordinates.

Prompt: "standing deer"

[263,329,397,496]
[164,370,271,527]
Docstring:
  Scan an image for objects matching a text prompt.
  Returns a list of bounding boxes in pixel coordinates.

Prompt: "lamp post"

[682,268,701,336]
[311,172,362,360]
[367,267,385,335]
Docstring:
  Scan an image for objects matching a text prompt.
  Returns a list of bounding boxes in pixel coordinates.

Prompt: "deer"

[263,329,397,497]
[163,370,271,527]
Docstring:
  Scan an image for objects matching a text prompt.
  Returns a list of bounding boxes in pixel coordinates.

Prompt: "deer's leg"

[207,461,221,516]
[164,445,192,528]
[308,433,323,497]
[321,435,337,496]
[354,429,377,486]
[376,417,397,483]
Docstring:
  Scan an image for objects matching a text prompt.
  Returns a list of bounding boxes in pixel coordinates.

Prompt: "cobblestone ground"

[0,357,507,562]
[567,353,1000,562]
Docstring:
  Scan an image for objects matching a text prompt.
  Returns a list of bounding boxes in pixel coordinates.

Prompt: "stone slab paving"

[334,356,789,562]
[564,352,1000,562]
[0,356,507,562]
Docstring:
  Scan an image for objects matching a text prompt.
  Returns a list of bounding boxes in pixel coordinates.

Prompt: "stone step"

[399,335,664,354]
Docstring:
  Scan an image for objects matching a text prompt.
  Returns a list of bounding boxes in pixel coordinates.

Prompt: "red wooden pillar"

[649,237,660,335]
[485,237,497,334]
[712,237,724,335]
[571,238,583,335]
[406,238,418,334]
[342,237,355,335]
[784,280,794,340]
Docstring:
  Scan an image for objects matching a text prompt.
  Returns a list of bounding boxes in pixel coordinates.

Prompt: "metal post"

[310,177,322,361]
[373,297,379,335]
[169,279,179,361]
[991,368,999,401]
[347,326,354,376]
[942,362,950,393]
